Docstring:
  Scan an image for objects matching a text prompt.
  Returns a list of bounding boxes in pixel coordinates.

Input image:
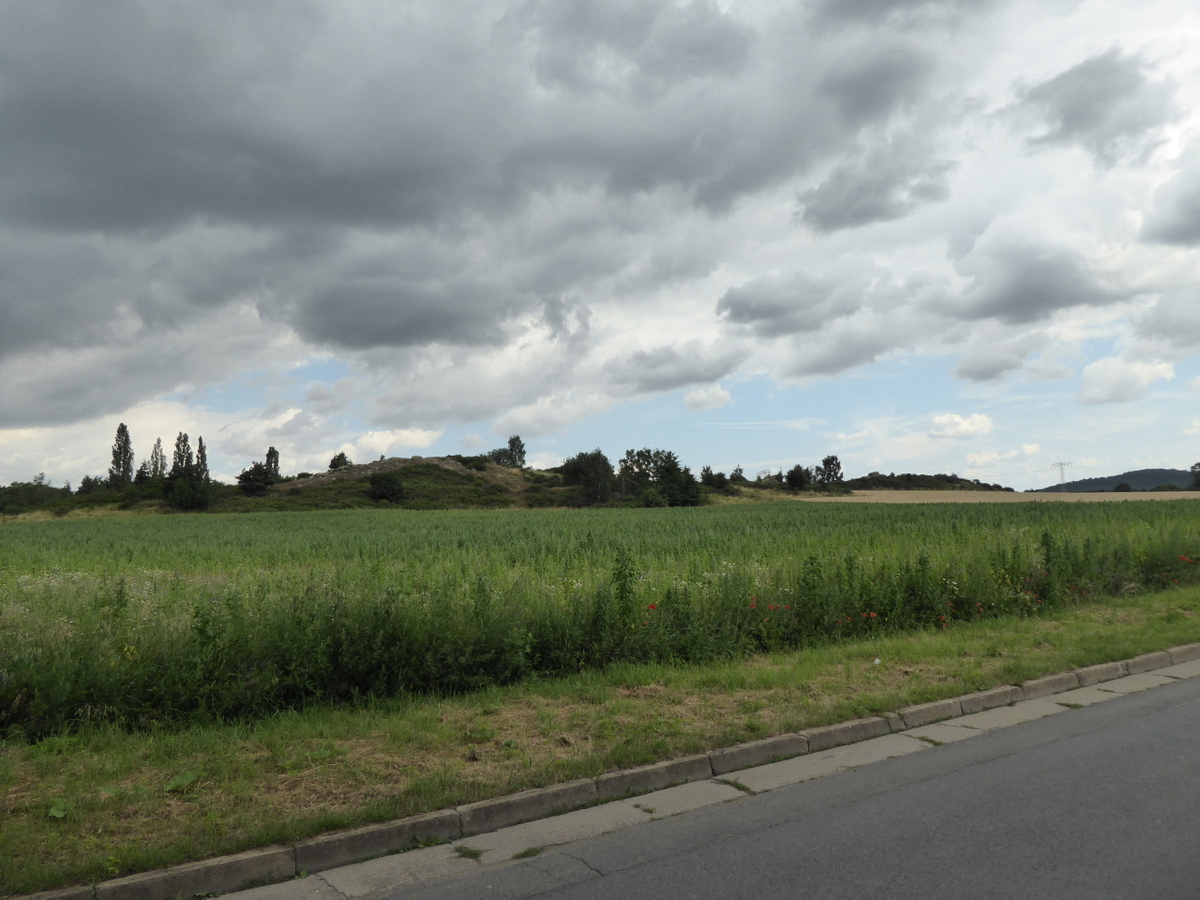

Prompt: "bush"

[236,462,276,497]
[368,472,406,503]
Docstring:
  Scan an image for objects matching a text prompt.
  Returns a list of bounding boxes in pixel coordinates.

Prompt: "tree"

[108,423,134,490]
[150,438,167,481]
[195,437,210,484]
[785,464,812,492]
[166,432,211,510]
[617,448,701,506]
[329,451,352,470]
[368,471,406,503]
[1191,463,1200,491]
[816,455,843,486]
[265,446,280,480]
[170,433,193,481]
[237,462,276,496]
[700,466,728,489]
[488,435,527,468]
[559,449,614,505]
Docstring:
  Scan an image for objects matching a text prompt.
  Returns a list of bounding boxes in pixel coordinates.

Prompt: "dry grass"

[804,490,1198,504]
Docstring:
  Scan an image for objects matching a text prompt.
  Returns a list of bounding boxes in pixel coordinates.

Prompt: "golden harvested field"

[803,490,1198,503]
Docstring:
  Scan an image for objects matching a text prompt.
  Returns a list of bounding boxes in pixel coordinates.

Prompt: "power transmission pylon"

[1051,461,1071,484]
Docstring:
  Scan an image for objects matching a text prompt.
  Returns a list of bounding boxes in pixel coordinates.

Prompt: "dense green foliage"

[3,500,1200,737]
[844,471,1012,491]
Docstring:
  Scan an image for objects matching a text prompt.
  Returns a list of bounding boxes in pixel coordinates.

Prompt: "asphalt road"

[377,675,1200,900]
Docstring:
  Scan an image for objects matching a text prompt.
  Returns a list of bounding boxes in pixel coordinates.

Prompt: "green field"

[4,500,1200,738]
[5,499,1200,893]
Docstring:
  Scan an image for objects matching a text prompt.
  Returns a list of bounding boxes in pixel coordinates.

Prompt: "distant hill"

[1036,468,1194,493]
[844,472,1013,492]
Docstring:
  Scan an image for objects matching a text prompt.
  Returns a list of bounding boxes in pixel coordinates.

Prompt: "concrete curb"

[597,753,713,800]
[24,642,1200,900]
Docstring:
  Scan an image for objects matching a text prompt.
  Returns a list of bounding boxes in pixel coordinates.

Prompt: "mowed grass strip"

[3,585,1199,895]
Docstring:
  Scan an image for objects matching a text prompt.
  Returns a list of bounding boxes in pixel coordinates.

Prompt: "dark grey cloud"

[818,45,932,128]
[812,0,993,28]
[510,0,754,95]
[1,2,521,234]
[0,0,857,379]
[1142,161,1200,245]
[295,280,518,350]
[717,273,859,336]
[954,239,1125,324]
[785,325,896,377]
[1016,48,1175,166]
[1134,288,1200,353]
[0,315,278,428]
[799,138,954,231]
[0,235,120,355]
[954,333,1048,381]
[603,341,745,392]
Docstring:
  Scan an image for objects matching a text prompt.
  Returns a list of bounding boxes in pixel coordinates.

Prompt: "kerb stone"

[708,735,808,776]
[1125,651,1173,674]
[295,808,461,874]
[959,685,1022,715]
[1074,661,1128,686]
[799,717,890,752]
[596,754,713,800]
[1169,642,1200,664]
[94,846,295,900]
[458,778,596,836]
[22,887,94,900]
[1020,672,1081,700]
[899,698,962,728]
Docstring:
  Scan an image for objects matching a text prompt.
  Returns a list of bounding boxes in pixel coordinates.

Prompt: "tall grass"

[3,501,1199,736]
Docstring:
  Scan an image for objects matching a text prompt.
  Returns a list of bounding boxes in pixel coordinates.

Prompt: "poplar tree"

[170,433,193,480]
[150,438,167,480]
[108,423,134,490]
[196,437,210,483]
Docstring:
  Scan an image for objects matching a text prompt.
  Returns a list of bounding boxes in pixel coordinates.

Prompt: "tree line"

[551,449,848,508]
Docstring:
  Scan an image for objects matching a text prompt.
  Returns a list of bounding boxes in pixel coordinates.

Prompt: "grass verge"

[4,585,1200,895]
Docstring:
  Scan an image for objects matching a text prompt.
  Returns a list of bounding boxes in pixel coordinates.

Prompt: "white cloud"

[353,429,443,459]
[684,385,732,411]
[1078,358,1174,403]
[1021,443,1041,455]
[966,449,1017,466]
[928,413,995,438]
[493,392,614,437]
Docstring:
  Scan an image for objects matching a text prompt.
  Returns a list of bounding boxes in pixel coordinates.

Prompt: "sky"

[2,0,1199,492]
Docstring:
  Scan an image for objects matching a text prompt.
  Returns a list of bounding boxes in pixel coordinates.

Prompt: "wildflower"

[868,612,877,618]
[1180,556,1194,564]
[647,603,658,611]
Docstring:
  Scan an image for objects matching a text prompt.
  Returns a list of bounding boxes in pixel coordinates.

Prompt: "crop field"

[4,500,1200,739]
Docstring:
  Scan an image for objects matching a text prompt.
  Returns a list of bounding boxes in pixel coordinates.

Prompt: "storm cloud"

[1,0,1198,489]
